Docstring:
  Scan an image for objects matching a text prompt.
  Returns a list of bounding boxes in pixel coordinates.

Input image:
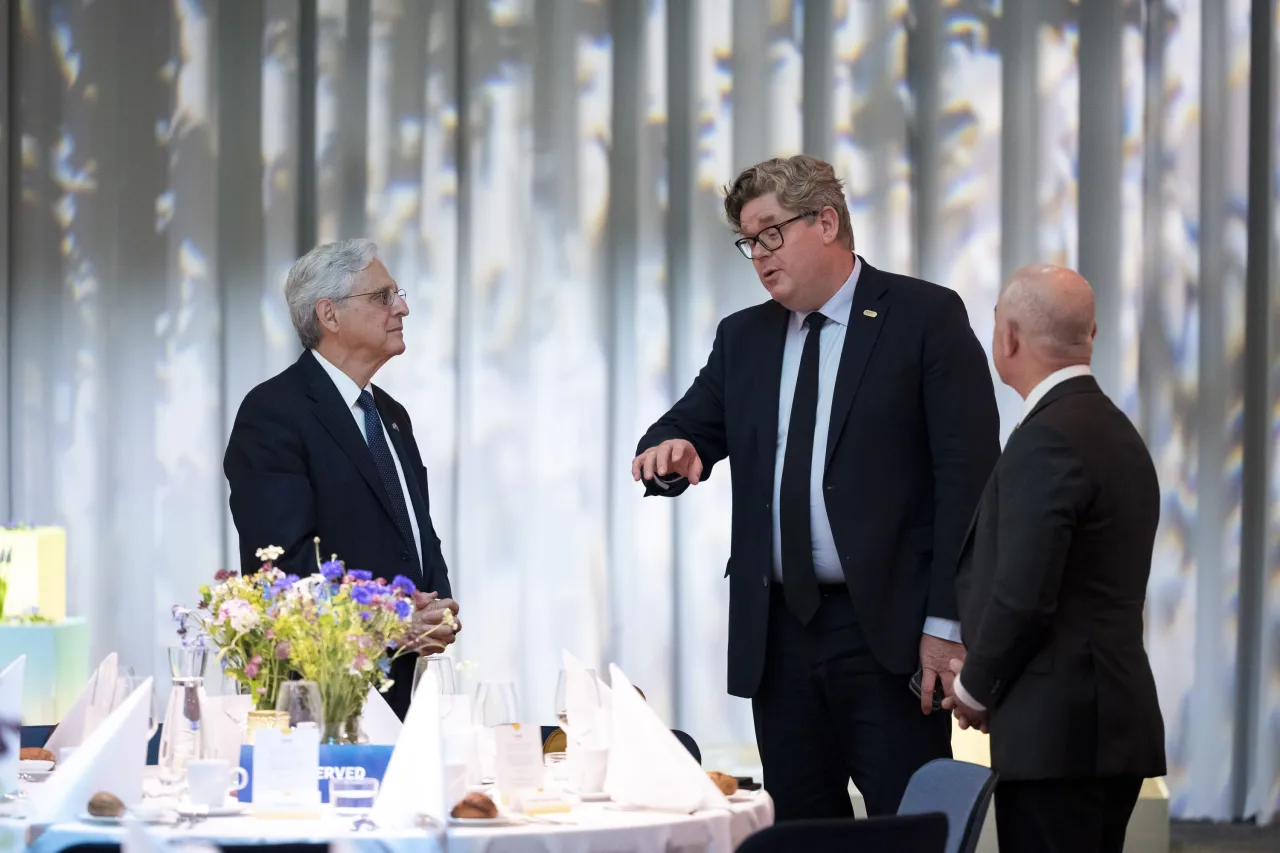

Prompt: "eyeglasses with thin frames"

[734,211,816,260]
[334,287,407,308]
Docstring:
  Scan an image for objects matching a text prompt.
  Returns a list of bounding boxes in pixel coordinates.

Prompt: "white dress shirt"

[311,349,423,567]
[769,258,960,643]
[954,364,1092,712]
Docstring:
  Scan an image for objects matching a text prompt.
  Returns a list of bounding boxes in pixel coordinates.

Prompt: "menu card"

[493,723,545,802]
[251,727,321,818]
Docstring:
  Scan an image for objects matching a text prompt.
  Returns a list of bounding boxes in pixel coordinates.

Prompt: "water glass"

[474,681,519,727]
[554,668,599,734]
[117,669,160,740]
[276,680,325,730]
[412,655,456,700]
[330,777,379,815]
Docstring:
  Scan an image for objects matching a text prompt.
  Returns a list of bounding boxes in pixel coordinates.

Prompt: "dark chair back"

[539,725,701,764]
[21,724,163,766]
[737,813,949,852]
[897,758,998,853]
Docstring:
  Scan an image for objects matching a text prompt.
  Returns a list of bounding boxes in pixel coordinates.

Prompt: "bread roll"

[87,791,125,817]
[20,747,55,764]
[451,791,499,819]
[707,771,738,795]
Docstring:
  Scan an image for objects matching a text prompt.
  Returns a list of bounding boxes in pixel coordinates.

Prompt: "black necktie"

[780,312,826,624]
[356,390,420,574]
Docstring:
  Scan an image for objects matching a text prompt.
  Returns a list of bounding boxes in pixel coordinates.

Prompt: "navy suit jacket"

[224,351,451,717]
[637,260,1000,698]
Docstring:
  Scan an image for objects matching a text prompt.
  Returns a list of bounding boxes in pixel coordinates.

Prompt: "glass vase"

[322,714,364,745]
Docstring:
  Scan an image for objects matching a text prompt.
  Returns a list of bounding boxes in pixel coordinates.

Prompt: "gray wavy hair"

[723,155,855,251]
[285,239,378,349]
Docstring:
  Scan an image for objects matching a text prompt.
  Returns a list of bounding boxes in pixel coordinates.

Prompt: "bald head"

[998,265,1096,364]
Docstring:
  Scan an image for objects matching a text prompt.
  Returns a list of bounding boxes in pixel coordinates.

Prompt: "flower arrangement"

[175,539,451,742]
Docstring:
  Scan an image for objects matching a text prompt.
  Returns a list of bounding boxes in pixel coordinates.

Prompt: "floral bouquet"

[267,551,421,742]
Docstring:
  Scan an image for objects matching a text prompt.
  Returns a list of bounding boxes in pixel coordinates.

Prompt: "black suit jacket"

[637,260,1000,697]
[223,351,452,717]
[955,375,1166,781]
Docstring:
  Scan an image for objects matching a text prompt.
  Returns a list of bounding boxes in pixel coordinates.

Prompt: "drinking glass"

[412,655,456,700]
[554,668,599,733]
[117,669,160,740]
[474,681,519,727]
[276,681,325,730]
[330,777,379,815]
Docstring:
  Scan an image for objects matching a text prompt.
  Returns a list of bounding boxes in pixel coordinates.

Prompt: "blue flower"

[395,600,411,620]
[348,569,373,582]
[378,658,391,675]
[390,575,416,596]
[269,574,299,596]
[351,585,375,605]
[320,560,344,581]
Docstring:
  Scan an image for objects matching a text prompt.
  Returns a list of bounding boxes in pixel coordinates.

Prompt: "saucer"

[19,760,54,773]
[179,802,250,817]
[572,791,610,803]
[79,812,122,825]
[449,815,517,827]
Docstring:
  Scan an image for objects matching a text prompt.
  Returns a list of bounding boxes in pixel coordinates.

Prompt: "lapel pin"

[863,309,878,318]
[391,422,400,431]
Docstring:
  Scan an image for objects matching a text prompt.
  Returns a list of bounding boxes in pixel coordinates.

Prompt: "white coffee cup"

[187,759,249,808]
[571,747,608,794]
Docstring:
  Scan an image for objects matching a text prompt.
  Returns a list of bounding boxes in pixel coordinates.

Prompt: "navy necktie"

[780,312,826,624]
[356,390,419,574]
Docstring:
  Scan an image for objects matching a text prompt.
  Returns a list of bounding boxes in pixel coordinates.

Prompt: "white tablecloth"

[10,792,773,853]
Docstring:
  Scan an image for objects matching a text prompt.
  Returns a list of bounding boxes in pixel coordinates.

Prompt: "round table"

[11,792,774,853]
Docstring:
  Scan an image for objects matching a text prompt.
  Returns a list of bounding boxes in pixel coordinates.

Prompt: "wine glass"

[276,681,325,730]
[117,669,160,741]
[554,668,599,732]
[412,655,457,701]
[474,681,519,727]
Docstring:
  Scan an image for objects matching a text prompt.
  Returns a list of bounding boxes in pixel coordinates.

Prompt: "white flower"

[217,598,260,633]
[255,545,285,562]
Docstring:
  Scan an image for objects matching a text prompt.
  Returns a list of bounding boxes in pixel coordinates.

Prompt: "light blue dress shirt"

[769,259,960,643]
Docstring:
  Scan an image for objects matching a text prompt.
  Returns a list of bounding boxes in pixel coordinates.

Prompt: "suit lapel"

[824,263,890,468]
[300,353,400,526]
[754,302,791,482]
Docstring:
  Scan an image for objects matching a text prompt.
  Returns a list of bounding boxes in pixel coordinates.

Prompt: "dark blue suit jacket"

[638,260,1000,698]
[224,351,451,716]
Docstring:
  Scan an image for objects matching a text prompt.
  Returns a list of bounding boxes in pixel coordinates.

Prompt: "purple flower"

[395,600,411,620]
[360,612,372,621]
[320,560,344,581]
[351,585,375,605]
[274,641,291,660]
[390,575,416,596]
[348,569,373,582]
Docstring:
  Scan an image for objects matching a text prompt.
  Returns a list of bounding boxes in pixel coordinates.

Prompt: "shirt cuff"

[922,617,963,644]
[954,676,987,712]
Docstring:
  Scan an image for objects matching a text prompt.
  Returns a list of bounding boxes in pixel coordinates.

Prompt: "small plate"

[448,815,517,827]
[79,812,123,825]
[19,770,52,783]
[179,802,250,817]
[573,791,610,803]
[19,760,53,773]
[728,791,757,803]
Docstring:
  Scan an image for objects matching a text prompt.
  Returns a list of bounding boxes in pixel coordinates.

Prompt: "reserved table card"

[250,727,321,817]
[239,744,394,804]
[494,723,545,800]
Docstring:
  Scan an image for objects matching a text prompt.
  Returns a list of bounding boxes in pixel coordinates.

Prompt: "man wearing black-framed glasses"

[633,155,1000,820]
[224,239,458,719]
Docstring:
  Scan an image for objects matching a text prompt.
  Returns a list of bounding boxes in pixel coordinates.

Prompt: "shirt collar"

[1021,364,1092,420]
[791,256,861,331]
[311,349,370,410]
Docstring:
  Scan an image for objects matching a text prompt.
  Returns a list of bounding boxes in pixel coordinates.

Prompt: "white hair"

[284,239,378,349]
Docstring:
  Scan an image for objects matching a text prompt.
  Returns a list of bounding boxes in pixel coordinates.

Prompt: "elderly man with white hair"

[946,265,1165,853]
[224,239,458,718]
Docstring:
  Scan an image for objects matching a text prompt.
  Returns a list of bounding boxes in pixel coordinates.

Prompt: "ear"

[1089,321,1098,341]
[1000,319,1019,360]
[317,299,340,334]
[817,206,841,245]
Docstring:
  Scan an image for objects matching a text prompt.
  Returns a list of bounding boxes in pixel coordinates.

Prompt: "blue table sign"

[238,744,395,804]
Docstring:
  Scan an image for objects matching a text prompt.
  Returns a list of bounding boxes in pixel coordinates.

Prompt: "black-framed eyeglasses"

[334,287,406,307]
[734,211,816,259]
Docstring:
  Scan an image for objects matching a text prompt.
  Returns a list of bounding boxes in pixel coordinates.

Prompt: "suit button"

[762,575,769,587]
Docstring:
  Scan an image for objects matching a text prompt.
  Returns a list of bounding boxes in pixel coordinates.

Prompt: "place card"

[493,723,545,801]
[250,726,321,818]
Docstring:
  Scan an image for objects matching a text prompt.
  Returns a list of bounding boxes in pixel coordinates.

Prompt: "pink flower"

[257,687,266,695]
[265,628,275,639]
[274,641,291,660]
[244,655,262,678]
[214,569,232,581]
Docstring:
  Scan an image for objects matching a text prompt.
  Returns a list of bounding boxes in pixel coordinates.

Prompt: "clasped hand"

[402,591,461,655]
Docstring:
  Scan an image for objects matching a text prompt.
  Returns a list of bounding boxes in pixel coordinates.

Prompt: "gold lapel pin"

[863,309,878,318]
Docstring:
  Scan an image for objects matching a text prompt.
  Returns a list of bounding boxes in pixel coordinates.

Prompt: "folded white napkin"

[0,656,25,795]
[370,675,445,829]
[28,677,153,827]
[604,664,729,813]
[361,687,402,745]
[44,652,119,756]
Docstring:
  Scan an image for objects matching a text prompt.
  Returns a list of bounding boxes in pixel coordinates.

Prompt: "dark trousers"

[752,585,952,820]
[995,776,1143,853]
